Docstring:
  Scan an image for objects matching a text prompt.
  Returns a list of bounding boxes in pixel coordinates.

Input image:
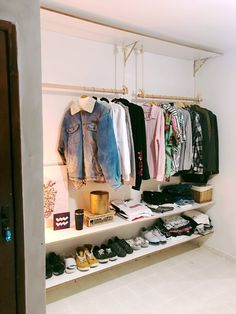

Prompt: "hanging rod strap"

[42,82,128,95]
[137,89,202,102]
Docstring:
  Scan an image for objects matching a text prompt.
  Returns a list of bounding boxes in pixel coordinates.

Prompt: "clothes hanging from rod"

[56,88,218,189]
[112,98,150,190]
[138,100,218,184]
[58,99,122,190]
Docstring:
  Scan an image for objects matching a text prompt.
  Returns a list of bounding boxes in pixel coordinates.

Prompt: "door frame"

[0,20,25,313]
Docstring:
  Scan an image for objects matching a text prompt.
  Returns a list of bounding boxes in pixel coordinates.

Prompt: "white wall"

[0,1,45,313]
[195,48,236,258]
[41,29,194,228]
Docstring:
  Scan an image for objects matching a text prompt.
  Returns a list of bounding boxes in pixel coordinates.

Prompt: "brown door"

[0,21,25,314]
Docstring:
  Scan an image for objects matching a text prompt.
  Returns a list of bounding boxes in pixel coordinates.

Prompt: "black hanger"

[100,97,109,103]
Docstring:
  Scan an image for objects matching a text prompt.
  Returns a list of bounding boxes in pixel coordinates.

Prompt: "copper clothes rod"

[137,89,202,102]
[42,82,128,95]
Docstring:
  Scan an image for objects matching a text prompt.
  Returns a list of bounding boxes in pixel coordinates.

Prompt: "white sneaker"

[140,227,160,245]
[152,227,167,244]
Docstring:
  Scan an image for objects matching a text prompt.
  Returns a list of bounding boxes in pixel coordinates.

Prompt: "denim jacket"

[58,101,121,189]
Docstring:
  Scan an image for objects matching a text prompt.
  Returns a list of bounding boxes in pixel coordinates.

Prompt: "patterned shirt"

[188,109,204,173]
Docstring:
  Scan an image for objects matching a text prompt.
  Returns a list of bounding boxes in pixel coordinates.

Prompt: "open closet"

[41,4,220,294]
[4,1,236,313]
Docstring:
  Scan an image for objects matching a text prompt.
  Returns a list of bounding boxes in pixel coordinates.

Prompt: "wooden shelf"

[46,233,206,289]
[40,8,221,61]
[45,201,214,244]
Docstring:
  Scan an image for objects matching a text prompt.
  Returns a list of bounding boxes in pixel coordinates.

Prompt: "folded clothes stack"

[182,210,214,235]
[110,199,153,221]
[142,183,195,212]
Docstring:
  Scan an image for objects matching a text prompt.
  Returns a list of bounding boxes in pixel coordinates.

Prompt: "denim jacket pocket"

[67,123,80,144]
[87,122,97,132]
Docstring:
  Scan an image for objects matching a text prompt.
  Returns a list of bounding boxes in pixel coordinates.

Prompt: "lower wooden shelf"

[46,233,205,289]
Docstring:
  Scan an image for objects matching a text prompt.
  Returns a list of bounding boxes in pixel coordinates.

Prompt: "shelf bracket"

[194,58,209,77]
[123,41,139,65]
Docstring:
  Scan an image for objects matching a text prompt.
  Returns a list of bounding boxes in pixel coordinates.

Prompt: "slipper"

[65,257,77,274]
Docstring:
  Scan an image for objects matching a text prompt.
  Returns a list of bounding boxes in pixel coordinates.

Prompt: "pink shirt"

[141,104,165,181]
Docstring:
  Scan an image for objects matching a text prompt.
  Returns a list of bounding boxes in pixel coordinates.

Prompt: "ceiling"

[41,0,236,55]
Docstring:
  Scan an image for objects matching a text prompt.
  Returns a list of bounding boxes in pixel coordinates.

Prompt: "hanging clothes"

[178,108,193,171]
[181,105,219,183]
[103,100,132,182]
[116,102,136,184]
[163,111,179,179]
[113,98,150,190]
[141,103,165,181]
[58,98,121,189]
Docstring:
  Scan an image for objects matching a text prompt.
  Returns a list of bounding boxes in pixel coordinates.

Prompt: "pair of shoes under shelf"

[126,236,149,250]
[76,244,99,271]
[46,252,65,278]
[107,237,133,257]
[141,226,167,245]
[93,244,117,263]
[64,256,77,274]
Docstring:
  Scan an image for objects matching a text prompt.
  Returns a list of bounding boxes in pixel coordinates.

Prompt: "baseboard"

[202,243,236,262]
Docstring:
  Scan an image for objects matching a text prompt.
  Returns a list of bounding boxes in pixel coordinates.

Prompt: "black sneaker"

[93,246,109,263]
[46,255,53,279]
[47,252,65,276]
[101,244,118,261]
[114,237,133,254]
[107,238,126,257]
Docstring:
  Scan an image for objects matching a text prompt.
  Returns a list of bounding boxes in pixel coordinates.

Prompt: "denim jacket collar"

[70,96,96,115]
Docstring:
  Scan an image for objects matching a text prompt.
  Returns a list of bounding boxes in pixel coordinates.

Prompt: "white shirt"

[101,101,131,181]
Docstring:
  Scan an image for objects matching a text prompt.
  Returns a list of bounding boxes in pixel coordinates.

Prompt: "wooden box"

[191,185,213,203]
[84,210,115,227]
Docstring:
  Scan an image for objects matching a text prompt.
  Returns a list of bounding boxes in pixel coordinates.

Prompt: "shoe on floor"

[93,246,109,263]
[76,247,90,271]
[84,244,99,268]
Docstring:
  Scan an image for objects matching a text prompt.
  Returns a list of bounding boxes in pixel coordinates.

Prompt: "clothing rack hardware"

[42,83,128,95]
[136,89,202,103]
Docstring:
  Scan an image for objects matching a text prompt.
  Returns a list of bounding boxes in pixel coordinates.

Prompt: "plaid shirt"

[189,110,204,173]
